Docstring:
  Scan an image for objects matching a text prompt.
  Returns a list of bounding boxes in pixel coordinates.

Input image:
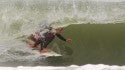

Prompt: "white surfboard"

[33,49,62,57]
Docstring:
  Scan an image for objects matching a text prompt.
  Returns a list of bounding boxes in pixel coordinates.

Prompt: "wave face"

[61,24,125,65]
[0,0,125,66]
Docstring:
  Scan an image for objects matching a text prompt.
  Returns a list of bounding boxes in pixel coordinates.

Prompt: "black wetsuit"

[34,32,66,50]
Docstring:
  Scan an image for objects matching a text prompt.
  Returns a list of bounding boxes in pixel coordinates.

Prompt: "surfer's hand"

[66,38,72,43]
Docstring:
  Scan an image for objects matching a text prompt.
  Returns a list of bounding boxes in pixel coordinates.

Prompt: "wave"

[0,0,125,67]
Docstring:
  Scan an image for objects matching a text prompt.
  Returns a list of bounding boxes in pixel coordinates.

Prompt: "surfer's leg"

[40,43,49,52]
[39,40,48,52]
[34,41,40,47]
[40,42,44,50]
[40,39,53,53]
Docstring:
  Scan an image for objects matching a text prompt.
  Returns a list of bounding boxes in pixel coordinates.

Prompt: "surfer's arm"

[56,33,66,42]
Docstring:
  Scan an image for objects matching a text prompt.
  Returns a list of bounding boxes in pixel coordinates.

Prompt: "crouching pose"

[29,27,72,53]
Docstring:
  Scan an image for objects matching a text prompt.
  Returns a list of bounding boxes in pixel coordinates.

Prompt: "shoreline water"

[0,64,125,70]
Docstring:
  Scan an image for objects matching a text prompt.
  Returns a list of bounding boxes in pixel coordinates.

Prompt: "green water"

[50,23,125,65]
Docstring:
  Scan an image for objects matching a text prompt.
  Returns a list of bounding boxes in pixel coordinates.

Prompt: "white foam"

[0,64,124,70]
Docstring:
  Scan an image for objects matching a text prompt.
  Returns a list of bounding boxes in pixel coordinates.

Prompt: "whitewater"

[1,64,125,70]
[0,0,125,70]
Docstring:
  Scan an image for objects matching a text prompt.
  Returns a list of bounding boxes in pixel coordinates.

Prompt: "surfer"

[28,27,72,53]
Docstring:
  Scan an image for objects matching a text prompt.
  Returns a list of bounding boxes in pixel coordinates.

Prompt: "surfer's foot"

[43,48,49,52]
[39,49,48,53]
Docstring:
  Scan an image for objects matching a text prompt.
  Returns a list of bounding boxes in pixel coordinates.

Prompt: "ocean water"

[0,0,125,70]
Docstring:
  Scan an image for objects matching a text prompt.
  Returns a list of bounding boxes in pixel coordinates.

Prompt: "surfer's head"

[55,27,63,33]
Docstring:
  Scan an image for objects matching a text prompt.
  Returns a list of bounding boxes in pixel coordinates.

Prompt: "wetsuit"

[34,31,66,50]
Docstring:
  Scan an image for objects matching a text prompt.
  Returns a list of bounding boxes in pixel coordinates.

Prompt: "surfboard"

[32,49,62,57]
